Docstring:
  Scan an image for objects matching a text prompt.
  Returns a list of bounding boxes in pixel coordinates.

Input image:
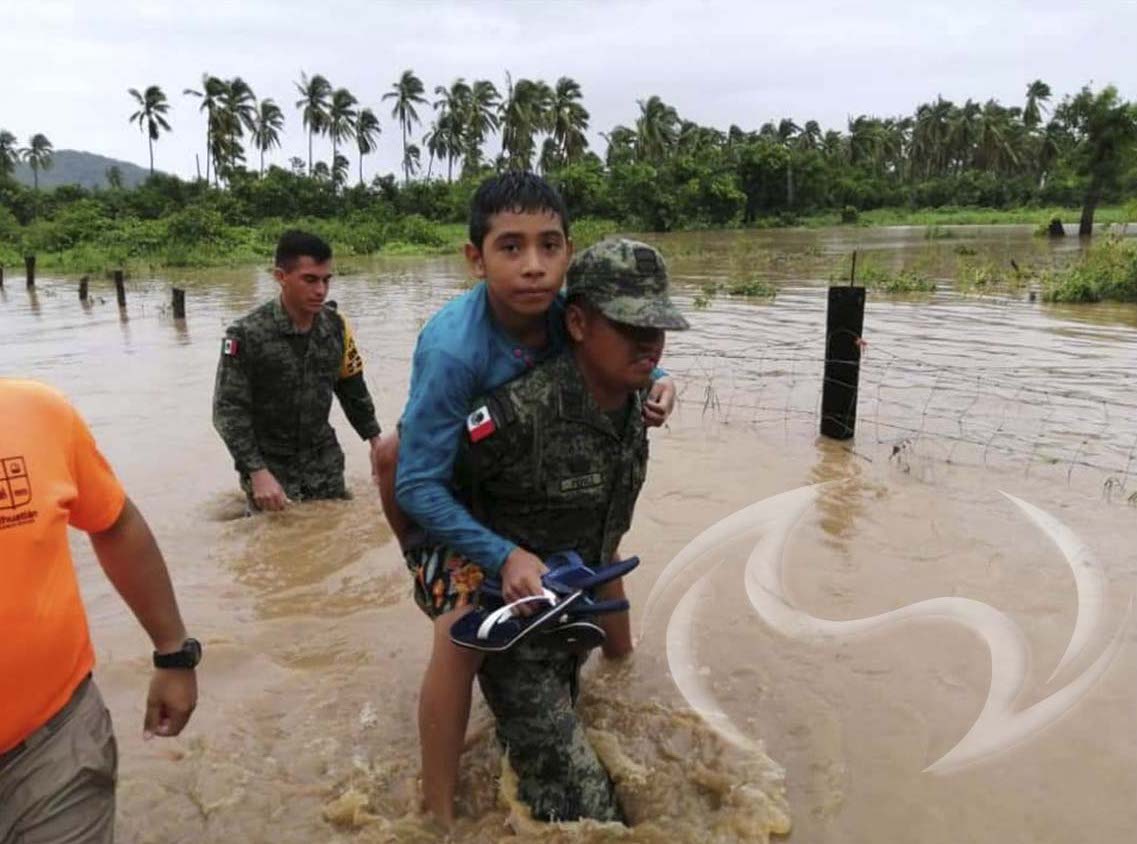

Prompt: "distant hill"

[11,149,157,190]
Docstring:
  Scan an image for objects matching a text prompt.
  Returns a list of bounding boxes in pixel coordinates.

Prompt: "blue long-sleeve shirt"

[395,283,568,571]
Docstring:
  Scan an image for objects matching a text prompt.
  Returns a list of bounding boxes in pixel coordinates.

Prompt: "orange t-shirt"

[0,379,126,753]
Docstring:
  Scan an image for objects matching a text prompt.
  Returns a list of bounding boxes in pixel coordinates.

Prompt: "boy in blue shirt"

[376,173,675,825]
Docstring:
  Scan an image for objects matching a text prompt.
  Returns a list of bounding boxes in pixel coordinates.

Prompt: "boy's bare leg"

[593,576,633,659]
[419,606,485,825]
[376,431,414,546]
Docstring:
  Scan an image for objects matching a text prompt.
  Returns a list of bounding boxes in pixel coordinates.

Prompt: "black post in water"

[0,265,5,288]
[820,280,866,440]
[25,255,35,289]
[172,287,186,319]
[114,270,126,307]
[79,275,89,301]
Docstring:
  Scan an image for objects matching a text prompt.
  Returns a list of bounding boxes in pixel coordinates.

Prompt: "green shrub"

[1043,237,1137,302]
[725,278,777,297]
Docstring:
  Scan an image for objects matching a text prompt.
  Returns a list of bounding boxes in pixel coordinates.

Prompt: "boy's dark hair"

[468,171,570,250]
[275,229,332,270]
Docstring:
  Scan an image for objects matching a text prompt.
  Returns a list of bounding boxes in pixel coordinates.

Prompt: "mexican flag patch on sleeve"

[467,405,496,442]
[222,337,240,357]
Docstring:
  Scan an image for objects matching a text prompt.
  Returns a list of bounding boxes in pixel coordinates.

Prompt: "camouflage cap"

[566,238,690,330]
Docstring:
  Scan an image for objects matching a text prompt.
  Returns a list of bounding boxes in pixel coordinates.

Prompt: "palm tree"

[634,96,680,163]
[501,75,553,170]
[462,79,501,175]
[327,87,358,179]
[776,118,801,205]
[127,85,171,175]
[183,73,226,183]
[1024,80,1052,130]
[974,100,1018,173]
[423,121,444,178]
[384,69,427,183]
[0,129,18,176]
[550,77,589,166]
[1055,85,1137,235]
[251,98,285,176]
[217,77,257,180]
[602,125,637,167]
[434,78,471,180]
[295,72,332,176]
[22,133,53,193]
[355,107,381,186]
[403,142,421,180]
[331,153,350,189]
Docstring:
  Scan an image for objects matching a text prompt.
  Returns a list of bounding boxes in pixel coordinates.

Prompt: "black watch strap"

[153,638,202,670]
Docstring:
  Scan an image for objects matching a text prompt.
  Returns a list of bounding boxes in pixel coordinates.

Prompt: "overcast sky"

[3,0,1135,180]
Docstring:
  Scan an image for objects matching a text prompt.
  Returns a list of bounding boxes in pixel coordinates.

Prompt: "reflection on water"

[806,438,877,553]
[1,225,1134,843]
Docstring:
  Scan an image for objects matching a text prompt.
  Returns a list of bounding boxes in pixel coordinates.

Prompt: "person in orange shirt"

[0,379,199,843]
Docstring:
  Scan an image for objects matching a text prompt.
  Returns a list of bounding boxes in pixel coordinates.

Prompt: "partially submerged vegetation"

[1042,237,1137,302]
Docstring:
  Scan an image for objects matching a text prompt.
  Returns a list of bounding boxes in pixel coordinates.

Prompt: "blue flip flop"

[542,552,640,595]
[449,588,585,653]
[478,552,640,601]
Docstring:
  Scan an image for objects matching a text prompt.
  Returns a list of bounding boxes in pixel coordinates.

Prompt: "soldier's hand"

[644,376,676,427]
[368,435,385,489]
[501,548,548,617]
[250,469,289,511]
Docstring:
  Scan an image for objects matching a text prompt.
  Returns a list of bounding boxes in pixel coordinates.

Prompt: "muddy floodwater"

[3,224,1135,843]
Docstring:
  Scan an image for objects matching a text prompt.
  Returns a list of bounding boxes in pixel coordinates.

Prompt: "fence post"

[0,264,5,288]
[821,254,866,440]
[79,275,89,301]
[25,255,35,289]
[172,287,186,319]
[114,270,126,307]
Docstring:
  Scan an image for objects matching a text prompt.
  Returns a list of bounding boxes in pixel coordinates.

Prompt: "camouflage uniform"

[212,297,380,502]
[453,238,689,823]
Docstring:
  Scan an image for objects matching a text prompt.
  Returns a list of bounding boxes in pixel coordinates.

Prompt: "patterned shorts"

[404,543,487,619]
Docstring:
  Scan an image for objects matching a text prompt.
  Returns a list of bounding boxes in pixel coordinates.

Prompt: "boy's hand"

[644,376,676,427]
[501,548,548,617]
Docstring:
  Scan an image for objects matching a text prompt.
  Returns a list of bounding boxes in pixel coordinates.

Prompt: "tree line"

[1,73,1135,235]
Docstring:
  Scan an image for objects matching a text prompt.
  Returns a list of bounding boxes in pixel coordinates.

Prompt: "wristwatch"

[153,638,202,670]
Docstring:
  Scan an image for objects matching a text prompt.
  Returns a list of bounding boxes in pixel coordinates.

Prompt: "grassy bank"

[0,212,627,275]
[800,204,1135,228]
[1,205,1133,278]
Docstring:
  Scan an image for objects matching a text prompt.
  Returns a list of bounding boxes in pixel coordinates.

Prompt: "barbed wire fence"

[665,334,1137,501]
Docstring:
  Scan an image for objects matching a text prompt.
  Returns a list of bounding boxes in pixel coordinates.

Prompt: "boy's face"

[465,209,571,320]
[275,255,332,317]
[567,303,666,392]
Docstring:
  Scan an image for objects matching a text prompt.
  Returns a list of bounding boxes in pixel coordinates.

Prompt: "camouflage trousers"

[239,438,348,506]
[477,647,622,824]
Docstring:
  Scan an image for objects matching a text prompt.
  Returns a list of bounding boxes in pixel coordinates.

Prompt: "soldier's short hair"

[275,230,333,271]
[468,172,570,250]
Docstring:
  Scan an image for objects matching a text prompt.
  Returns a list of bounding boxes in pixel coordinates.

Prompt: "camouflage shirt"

[212,297,380,476]
[454,351,648,568]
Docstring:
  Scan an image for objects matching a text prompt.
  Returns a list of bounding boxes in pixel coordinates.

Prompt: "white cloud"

[1,0,1134,179]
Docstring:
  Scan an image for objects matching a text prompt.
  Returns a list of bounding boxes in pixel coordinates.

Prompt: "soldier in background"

[212,230,382,510]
